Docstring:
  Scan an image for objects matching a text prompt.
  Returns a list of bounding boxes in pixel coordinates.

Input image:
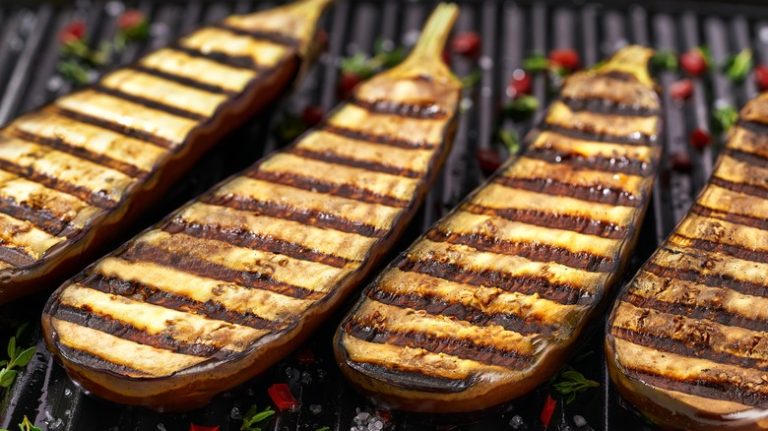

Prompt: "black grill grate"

[2,1,768,430]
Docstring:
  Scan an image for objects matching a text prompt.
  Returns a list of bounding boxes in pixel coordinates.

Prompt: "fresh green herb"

[17,417,41,431]
[713,104,739,133]
[340,39,407,80]
[651,50,678,71]
[373,38,407,68]
[552,368,599,404]
[697,45,713,69]
[241,404,276,431]
[503,95,539,120]
[460,69,481,89]
[315,427,331,431]
[724,48,753,82]
[1,323,35,390]
[498,129,520,154]
[522,53,550,73]
[56,59,91,86]
[274,112,308,142]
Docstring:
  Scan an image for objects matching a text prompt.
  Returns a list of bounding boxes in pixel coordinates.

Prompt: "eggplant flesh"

[333,45,663,413]
[607,93,768,431]
[41,3,462,411]
[0,0,332,304]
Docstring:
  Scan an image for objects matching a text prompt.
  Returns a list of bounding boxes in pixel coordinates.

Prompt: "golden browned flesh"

[0,0,332,304]
[41,3,462,411]
[333,45,663,413]
[606,92,768,430]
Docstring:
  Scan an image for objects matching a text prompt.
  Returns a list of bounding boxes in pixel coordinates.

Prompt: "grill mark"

[170,43,261,70]
[622,368,768,408]
[119,242,321,300]
[623,293,768,335]
[288,148,421,179]
[397,258,592,305]
[368,289,552,335]
[212,23,301,48]
[561,96,660,117]
[53,304,232,359]
[57,343,151,377]
[690,204,768,231]
[0,195,79,237]
[427,229,615,272]
[344,319,533,369]
[7,129,147,178]
[525,146,652,176]
[163,218,352,268]
[543,124,654,146]
[463,203,627,240]
[344,361,472,393]
[495,176,641,207]
[710,177,768,201]
[671,234,768,265]
[93,85,207,122]
[80,274,283,331]
[645,261,768,300]
[249,170,409,208]
[131,65,236,95]
[722,147,768,168]
[202,194,387,238]
[0,159,117,209]
[612,327,768,374]
[0,242,35,267]
[350,97,447,119]
[323,125,437,150]
[55,107,175,149]
[738,120,768,140]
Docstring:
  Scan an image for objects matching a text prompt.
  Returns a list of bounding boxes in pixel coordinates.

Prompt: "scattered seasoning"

[267,383,299,411]
[115,9,149,50]
[0,323,35,390]
[338,38,408,97]
[58,20,86,45]
[503,95,539,120]
[240,404,276,431]
[315,427,330,431]
[548,48,580,71]
[539,394,557,429]
[670,151,693,172]
[506,69,532,98]
[476,148,503,175]
[650,50,678,72]
[499,129,521,155]
[680,47,709,76]
[189,425,220,431]
[713,104,739,133]
[551,369,599,404]
[669,79,693,101]
[460,69,482,90]
[338,72,363,98]
[450,31,481,58]
[690,128,712,149]
[13,416,41,431]
[724,48,753,82]
[275,111,309,142]
[301,105,325,127]
[755,64,768,91]
[522,52,550,73]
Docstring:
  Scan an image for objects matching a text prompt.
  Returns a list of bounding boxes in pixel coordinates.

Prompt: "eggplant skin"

[41,5,463,411]
[0,0,333,304]
[333,45,663,413]
[606,93,768,431]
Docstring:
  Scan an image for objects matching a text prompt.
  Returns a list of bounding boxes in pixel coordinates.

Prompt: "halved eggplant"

[607,93,768,430]
[333,46,663,412]
[0,0,331,304]
[41,3,462,411]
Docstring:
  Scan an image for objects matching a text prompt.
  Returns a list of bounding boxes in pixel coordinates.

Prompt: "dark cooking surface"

[1,0,768,429]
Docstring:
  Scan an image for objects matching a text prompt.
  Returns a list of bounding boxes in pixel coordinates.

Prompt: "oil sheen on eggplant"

[606,93,768,430]
[41,3,462,411]
[333,46,663,413]
[0,0,331,304]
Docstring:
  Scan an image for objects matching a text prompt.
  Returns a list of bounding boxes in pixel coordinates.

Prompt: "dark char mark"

[171,44,261,70]
[323,125,437,150]
[0,195,79,237]
[710,177,768,201]
[289,147,422,179]
[670,234,768,265]
[56,107,176,149]
[525,145,652,176]
[56,343,150,377]
[495,176,642,207]
[0,242,36,267]
[131,65,236,95]
[350,97,447,119]
[212,23,301,49]
[93,85,207,122]
[691,204,768,232]
[344,361,473,393]
[561,96,660,117]
[543,124,655,146]
[645,261,768,300]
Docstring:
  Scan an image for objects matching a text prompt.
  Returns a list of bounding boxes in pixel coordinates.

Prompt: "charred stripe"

[690,204,768,231]
[710,177,768,201]
[0,242,36,267]
[670,234,768,265]
[646,261,768,300]
[561,96,660,117]
[723,147,768,168]
[495,176,641,207]
[288,148,422,179]
[542,124,654,146]
[323,125,437,150]
[0,195,79,237]
[350,97,447,119]
[525,146,652,176]
[343,360,472,393]
[55,107,175,149]
[56,343,151,377]
[170,44,261,70]
[212,23,301,48]
[93,85,208,122]
[131,65,236,95]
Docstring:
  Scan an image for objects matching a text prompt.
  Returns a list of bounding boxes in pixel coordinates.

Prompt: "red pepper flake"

[451,32,481,58]
[548,48,580,71]
[507,69,532,98]
[539,394,557,429]
[59,20,86,45]
[690,128,711,149]
[680,49,708,76]
[670,151,693,172]
[268,383,299,411]
[441,48,452,65]
[755,65,768,91]
[670,79,693,101]
[117,9,146,30]
[338,72,362,99]
[301,106,324,127]
[476,148,503,175]
[189,425,220,431]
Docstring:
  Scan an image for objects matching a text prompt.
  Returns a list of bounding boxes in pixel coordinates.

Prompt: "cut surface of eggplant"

[607,94,768,431]
[0,0,331,304]
[41,3,462,411]
[333,46,662,413]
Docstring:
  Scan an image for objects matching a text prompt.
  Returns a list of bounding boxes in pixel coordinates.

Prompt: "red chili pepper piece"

[507,69,532,98]
[680,49,707,76]
[539,394,557,429]
[690,128,711,149]
[301,105,324,127]
[117,9,146,30]
[441,48,452,65]
[59,20,86,45]
[189,425,220,431]
[338,72,362,99]
[476,148,503,176]
[268,383,299,411]
[670,151,693,172]
[548,48,580,71]
[451,31,481,58]
[670,79,693,101]
[755,65,768,91]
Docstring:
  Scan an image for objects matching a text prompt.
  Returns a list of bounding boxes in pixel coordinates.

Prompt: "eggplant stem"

[390,3,459,80]
[594,45,655,87]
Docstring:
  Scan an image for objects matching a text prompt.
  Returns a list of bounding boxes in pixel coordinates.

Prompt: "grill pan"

[2,0,768,429]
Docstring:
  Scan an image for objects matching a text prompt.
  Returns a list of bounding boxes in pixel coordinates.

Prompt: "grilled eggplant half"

[334,46,663,412]
[607,94,768,430]
[0,0,331,304]
[41,3,462,411]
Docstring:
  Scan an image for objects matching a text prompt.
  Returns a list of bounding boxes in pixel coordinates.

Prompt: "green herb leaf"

[713,104,739,133]
[523,53,550,73]
[315,427,331,431]
[651,50,678,71]
[0,369,18,388]
[18,416,42,431]
[10,347,35,369]
[14,323,28,340]
[551,368,599,404]
[7,336,16,360]
[724,48,753,82]
[697,45,713,70]
[241,405,276,431]
[498,129,520,154]
[57,60,91,86]
[460,69,481,89]
[503,95,539,120]
[340,53,377,79]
